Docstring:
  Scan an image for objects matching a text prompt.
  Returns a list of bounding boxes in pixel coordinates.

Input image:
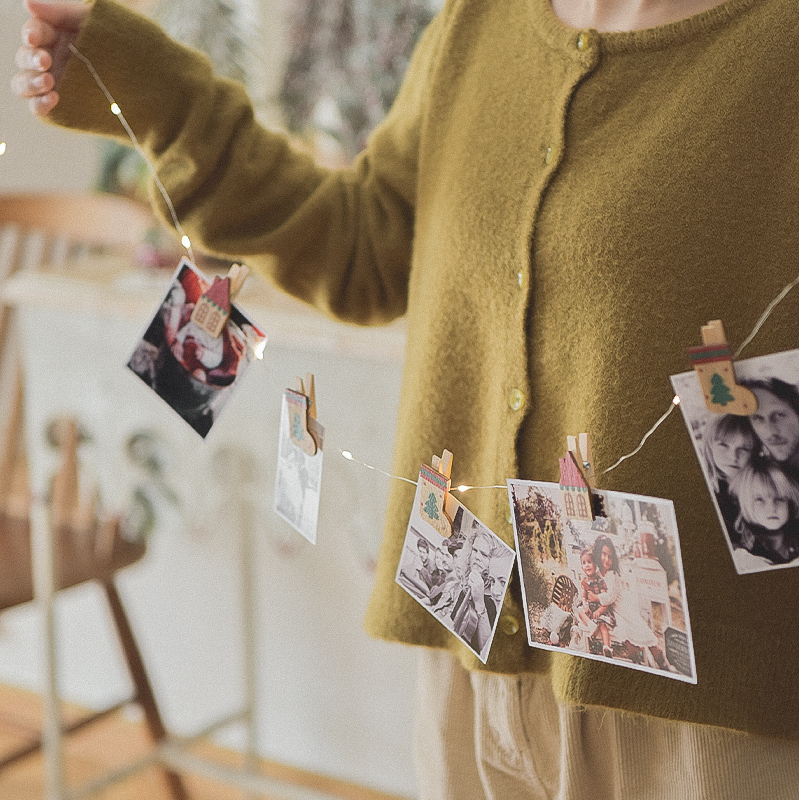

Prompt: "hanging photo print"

[396,474,515,664]
[273,391,325,544]
[671,348,799,574]
[127,258,266,437]
[507,480,696,683]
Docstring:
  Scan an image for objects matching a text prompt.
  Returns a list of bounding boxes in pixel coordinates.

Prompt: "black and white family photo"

[396,483,515,663]
[672,349,799,574]
[508,480,696,682]
[127,258,266,438]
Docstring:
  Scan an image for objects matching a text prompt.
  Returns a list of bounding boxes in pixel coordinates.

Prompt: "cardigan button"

[500,615,520,636]
[577,31,592,51]
[508,389,524,411]
[544,145,554,165]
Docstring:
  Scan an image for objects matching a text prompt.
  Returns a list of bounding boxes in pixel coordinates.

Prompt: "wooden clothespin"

[687,319,757,416]
[190,263,250,338]
[419,449,454,538]
[286,373,319,456]
[559,433,595,522]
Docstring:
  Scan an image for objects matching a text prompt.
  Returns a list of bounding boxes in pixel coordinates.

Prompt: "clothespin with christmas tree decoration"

[286,373,319,456]
[559,433,597,522]
[687,319,758,416]
[190,263,250,338]
[419,449,455,538]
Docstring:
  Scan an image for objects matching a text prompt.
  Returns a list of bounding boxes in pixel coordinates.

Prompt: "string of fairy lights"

[47,44,799,496]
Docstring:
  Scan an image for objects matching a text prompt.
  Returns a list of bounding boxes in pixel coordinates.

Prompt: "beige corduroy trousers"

[414,650,799,800]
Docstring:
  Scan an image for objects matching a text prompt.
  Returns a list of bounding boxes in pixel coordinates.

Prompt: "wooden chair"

[0,193,187,799]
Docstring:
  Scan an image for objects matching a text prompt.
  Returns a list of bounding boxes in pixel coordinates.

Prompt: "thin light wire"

[68,43,196,265]
[735,271,799,358]
[338,448,510,493]
[338,449,418,486]
[602,398,679,475]
[604,270,799,475]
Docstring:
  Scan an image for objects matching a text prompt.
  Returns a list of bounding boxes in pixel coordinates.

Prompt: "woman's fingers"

[11,1,89,116]
[24,0,90,32]
[21,17,59,48]
[29,90,60,117]
[15,44,52,72]
[10,68,55,98]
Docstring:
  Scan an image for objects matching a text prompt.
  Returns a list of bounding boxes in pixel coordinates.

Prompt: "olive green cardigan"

[51,0,799,738]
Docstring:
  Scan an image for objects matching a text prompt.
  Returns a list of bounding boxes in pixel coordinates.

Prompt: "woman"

[428,544,456,608]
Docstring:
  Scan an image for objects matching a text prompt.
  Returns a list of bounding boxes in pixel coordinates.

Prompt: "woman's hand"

[10,0,90,117]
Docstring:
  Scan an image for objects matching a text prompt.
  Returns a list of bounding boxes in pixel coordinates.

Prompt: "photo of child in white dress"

[508,479,696,683]
[672,348,799,574]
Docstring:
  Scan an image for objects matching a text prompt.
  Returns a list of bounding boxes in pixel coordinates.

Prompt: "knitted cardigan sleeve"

[49,0,446,326]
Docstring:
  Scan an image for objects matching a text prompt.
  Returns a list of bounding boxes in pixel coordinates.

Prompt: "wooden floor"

[0,684,406,800]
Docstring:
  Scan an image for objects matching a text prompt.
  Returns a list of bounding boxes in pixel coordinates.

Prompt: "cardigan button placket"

[500,615,520,636]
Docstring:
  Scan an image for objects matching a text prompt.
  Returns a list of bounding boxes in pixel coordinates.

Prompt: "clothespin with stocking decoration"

[286,373,320,456]
[687,319,757,416]
[419,449,455,538]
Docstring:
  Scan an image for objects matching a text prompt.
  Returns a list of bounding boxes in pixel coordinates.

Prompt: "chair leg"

[101,579,190,800]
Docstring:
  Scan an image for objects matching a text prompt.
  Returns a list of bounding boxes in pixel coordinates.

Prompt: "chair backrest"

[0,192,156,516]
[0,191,155,272]
[0,416,146,611]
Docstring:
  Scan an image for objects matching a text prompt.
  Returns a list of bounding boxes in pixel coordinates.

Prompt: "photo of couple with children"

[672,350,799,574]
[508,480,696,682]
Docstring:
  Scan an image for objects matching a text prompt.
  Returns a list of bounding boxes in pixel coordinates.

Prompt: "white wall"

[0,1,100,192]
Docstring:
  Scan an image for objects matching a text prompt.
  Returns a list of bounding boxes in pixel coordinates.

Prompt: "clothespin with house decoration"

[687,319,758,416]
[286,373,320,456]
[559,433,599,522]
[419,449,455,538]
[190,263,250,338]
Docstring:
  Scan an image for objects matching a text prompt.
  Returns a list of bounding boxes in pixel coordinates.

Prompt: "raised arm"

[12,0,445,326]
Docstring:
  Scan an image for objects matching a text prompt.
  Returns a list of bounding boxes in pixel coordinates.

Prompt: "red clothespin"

[419,449,454,538]
[190,263,250,338]
[559,433,595,522]
[687,319,757,416]
[286,373,319,456]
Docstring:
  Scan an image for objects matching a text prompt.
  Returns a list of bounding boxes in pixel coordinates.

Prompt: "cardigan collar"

[528,0,761,55]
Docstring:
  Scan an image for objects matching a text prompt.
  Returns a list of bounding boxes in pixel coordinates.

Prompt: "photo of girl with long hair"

[728,460,799,566]
[701,414,756,541]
